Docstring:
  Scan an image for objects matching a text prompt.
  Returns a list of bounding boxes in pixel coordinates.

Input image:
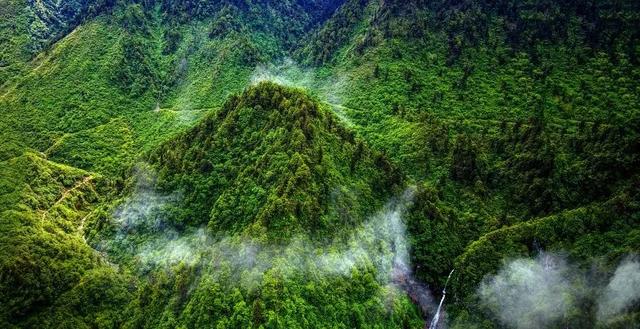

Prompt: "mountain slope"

[297,0,640,149]
[0,1,639,328]
[146,82,403,237]
[293,1,640,326]
[85,83,423,328]
[0,0,114,85]
[0,152,131,328]
[0,0,344,171]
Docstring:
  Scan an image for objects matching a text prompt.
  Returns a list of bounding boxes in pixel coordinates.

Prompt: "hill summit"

[148,82,403,238]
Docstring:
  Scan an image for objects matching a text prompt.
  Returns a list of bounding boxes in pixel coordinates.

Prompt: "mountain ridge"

[0,0,639,328]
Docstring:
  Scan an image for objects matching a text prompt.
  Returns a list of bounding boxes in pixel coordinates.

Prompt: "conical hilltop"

[148,81,404,238]
[1,0,640,327]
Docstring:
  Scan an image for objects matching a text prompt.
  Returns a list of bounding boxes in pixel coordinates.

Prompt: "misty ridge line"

[98,166,640,329]
[102,168,449,326]
[102,165,424,283]
[249,58,353,125]
[479,252,640,329]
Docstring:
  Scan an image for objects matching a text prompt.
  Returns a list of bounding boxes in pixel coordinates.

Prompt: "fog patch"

[112,165,180,238]
[316,189,413,279]
[250,58,353,125]
[104,172,439,321]
[251,58,314,88]
[597,256,640,323]
[107,164,410,278]
[478,253,640,328]
[98,164,192,266]
[479,253,574,329]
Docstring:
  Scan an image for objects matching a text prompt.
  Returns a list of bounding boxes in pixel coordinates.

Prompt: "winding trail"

[152,107,214,118]
[320,101,607,134]
[39,174,116,266]
[78,211,93,243]
[41,175,94,221]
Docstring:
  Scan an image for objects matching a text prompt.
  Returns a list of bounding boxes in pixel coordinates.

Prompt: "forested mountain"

[146,82,403,236]
[1,0,639,328]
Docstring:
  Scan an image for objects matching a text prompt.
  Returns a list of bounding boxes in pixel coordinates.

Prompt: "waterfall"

[428,269,455,329]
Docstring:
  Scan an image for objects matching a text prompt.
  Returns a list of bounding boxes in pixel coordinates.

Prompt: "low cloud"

[250,59,353,125]
[479,253,575,329]
[105,168,434,313]
[479,253,640,329]
[597,256,640,323]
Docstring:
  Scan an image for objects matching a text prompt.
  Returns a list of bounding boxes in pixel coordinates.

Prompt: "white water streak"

[429,269,455,329]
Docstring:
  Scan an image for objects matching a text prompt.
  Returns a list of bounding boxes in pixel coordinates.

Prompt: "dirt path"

[153,107,213,114]
[38,175,115,266]
[78,212,92,243]
[41,175,94,221]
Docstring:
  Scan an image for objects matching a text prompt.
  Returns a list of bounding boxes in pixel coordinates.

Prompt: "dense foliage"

[148,82,403,236]
[1,0,639,328]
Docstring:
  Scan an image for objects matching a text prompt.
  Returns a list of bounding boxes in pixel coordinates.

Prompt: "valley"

[1,1,639,328]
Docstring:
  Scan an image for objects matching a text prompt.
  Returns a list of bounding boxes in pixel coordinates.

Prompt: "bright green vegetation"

[147,82,403,236]
[0,152,132,328]
[1,0,639,328]
[83,82,422,329]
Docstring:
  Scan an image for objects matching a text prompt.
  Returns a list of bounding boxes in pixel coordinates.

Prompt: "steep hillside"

[0,0,345,170]
[0,1,639,328]
[0,0,113,85]
[297,0,640,150]
[147,82,402,237]
[84,83,424,328]
[293,1,640,327]
[0,152,131,328]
